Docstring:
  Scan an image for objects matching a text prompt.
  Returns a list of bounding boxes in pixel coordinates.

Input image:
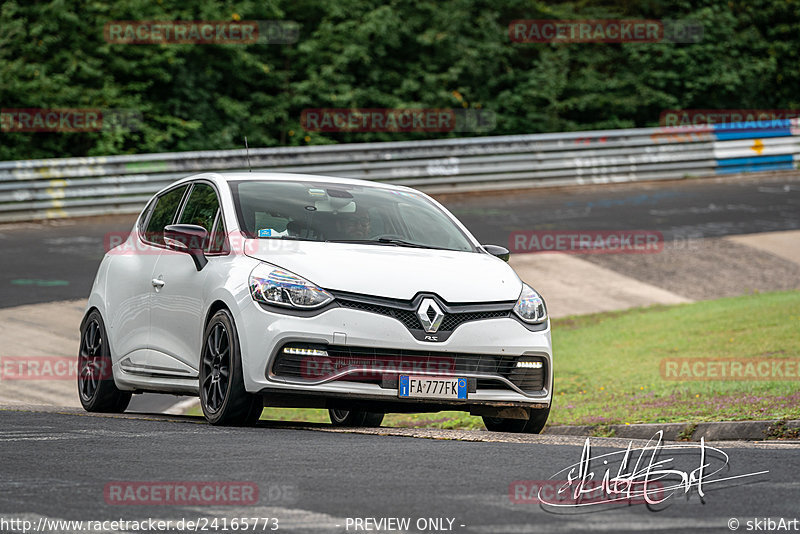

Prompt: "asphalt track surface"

[1,173,798,309]
[445,173,800,244]
[1,408,799,533]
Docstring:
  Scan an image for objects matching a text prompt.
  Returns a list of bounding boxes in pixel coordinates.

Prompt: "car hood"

[244,239,522,302]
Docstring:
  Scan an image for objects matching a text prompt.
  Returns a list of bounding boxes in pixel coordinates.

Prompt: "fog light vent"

[283,347,328,357]
[516,360,543,369]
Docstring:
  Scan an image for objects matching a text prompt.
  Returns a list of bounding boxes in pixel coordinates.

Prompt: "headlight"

[249,264,333,309]
[513,284,547,323]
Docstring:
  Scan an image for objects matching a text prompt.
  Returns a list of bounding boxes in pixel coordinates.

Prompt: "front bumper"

[235,300,553,409]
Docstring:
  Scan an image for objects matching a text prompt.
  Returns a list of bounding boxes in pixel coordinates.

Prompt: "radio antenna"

[244,136,252,172]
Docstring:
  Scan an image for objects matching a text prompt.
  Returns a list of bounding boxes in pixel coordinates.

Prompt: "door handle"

[151,278,165,291]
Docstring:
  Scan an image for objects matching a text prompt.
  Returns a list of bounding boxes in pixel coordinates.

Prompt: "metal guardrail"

[1,121,798,222]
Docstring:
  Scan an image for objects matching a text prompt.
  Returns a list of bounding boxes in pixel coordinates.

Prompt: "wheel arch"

[204,299,232,329]
[80,306,101,330]
[79,306,116,358]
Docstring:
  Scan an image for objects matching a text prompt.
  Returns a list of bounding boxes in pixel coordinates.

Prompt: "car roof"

[182,172,416,193]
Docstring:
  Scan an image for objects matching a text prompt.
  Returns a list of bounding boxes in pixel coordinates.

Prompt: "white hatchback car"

[79,172,553,432]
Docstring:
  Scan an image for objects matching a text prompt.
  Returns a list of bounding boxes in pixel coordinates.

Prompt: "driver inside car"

[337,209,372,240]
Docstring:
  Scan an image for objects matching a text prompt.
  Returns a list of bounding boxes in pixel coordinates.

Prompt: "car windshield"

[230,180,475,252]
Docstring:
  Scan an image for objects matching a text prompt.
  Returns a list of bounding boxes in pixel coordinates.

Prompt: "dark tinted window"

[178,183,219,231]
[206,212,228,254]
[137,198,156,234]
[145,185,189,245]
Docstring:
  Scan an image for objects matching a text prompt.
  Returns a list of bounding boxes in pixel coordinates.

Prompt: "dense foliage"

[1,0,798,160]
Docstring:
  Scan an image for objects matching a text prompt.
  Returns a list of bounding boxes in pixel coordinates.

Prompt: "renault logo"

[417,298,444,333]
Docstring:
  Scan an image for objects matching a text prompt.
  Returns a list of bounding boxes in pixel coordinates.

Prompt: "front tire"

[483,407,550,434]
[328,408,384,427]
[77,310,131,413]
[199,309,262,426]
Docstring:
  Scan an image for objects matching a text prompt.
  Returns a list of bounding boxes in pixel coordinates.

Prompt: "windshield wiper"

[255,235,319,242]
[378,237,443,249]
[327,238,444,249]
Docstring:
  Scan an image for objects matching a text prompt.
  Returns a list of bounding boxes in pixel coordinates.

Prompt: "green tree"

[1,0,798,161]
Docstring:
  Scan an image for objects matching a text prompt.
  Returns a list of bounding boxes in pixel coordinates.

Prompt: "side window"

[144,185,189,245]
[207,212,229,254]
[178,183,220,232]
[136,198,156,235]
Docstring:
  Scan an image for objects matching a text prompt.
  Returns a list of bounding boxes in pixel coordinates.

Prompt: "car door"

[105,184,189,373]
[148,181,225,377]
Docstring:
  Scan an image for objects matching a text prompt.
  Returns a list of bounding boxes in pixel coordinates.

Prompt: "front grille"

[272,344,546,393]
[337,299,419,330]
[439,310,510,331]
[337,298,511,333]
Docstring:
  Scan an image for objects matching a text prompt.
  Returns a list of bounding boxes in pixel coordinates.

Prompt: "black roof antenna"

[244,136,252,172]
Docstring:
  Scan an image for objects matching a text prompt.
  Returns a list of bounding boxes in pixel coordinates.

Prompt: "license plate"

[398,376,467,400]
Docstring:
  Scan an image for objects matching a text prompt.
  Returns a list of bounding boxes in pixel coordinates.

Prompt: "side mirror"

[483,244,510,262]
[164,224,208,271]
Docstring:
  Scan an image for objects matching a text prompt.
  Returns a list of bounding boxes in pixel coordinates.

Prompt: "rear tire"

[77,310,131,413]
[328,408,384,427]
[483,407,550,434]
[199,309,262,426]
